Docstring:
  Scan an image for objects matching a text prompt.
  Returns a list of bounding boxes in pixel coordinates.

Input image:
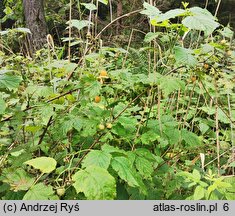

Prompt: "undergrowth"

[0,2,235,200]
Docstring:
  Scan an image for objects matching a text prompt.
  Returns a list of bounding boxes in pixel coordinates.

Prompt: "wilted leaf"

[24,157,57,174]
[1,169,35,192]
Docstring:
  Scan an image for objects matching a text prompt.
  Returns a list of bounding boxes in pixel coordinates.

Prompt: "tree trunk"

[23,0,47,55]
[116,0,123,34]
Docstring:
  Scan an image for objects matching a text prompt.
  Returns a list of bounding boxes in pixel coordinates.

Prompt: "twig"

[1,88,79,123]
[71,89,148,172]
[200,81,235,125]
[95,9,142,39]
[37,115,53,145]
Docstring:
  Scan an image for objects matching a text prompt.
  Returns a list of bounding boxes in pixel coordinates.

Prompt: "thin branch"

[95,9,142,39]
[1,88,79,123]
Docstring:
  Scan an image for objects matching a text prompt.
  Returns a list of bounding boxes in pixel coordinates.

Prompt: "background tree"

[23,0,47,55]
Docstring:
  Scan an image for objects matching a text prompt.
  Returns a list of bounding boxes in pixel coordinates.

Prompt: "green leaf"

[82,150,112,169]
[174,46,198,67]
[0,73,22,91]
[0,96,6,114]
[14,28,31,34]
[135,157,153,179]
[181,129,201,147]
[163,127,180,145]
[194,185,205,200]
[140,130,160,145]
[67,19,93,30]
[111,156,139,187]
[192,169,201,181]
[218,108,230,124]
[159,76,185,97]
[72,166,116,200]
[154,8,185,23]
[23,183,57,200]
[182,7,219,36]
[81,3,97,11]
[140,2,161,19]
[134,148,156,161]
[101,144,127,155]
[1,169,35,191]
[144,32,160,43]
[219,26,234,39]
[229,162,235,167]
[199,122,210,134]
[26,85,53,98]
[98,0,108,5]
[24,157,57,174]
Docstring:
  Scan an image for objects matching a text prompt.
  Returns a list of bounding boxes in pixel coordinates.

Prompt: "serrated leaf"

[199,122,210,134]
[140,2,161,19]
[134,148,156,161]
[26,86,53,98]
[182,7,219,36]
[174,46,198,67]
[1,168,35,191]
[135,157,153,179]
[23,183,57,200]
[159,76,185,97]
[72,166,116,200]
[111,156,139,187]
[163,127,180,145]
[0,96,6,114]
[219,27,234,39]
[144,32,160,43]
[140,131,160,145]
[82,150,112,169]
[229,162,235,167]
[154,8,185,23]
[67,19,93,30]
[85,80,101,97]
[24,157,57,174]
[218,108,230,124]
[81,3,97,11]
[181,129,201,147]
[101,144,127,155]
[0,73,22,91]
[192,169,201,181]
[194,185,205,200]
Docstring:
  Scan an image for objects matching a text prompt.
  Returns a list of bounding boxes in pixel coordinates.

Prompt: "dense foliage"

[0,1,235,200]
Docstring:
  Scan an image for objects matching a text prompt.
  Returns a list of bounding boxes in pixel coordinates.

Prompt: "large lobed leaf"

[174,46,198,67]
[72,166,116,200]
[23,183,58,200]
[182,7,220,36]
[82,150,112,169]
[0,70,22,91]
[111,156,139,187]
